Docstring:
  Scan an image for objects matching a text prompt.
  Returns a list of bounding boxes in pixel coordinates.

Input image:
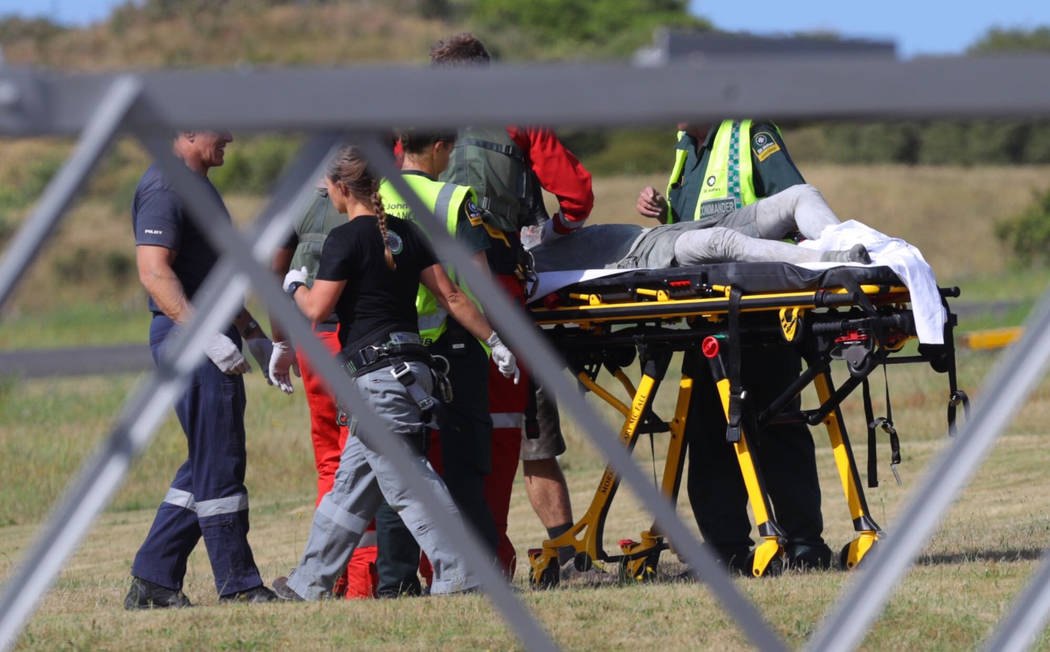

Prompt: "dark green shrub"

[211,135,298,194]
[52,247,91,283]
[105,251,135,282]
[995,189,1050,266]
[579,127,672,176]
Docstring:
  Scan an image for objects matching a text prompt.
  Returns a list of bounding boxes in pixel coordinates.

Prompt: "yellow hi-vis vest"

[379,174,480,345]
[665,119,759,224]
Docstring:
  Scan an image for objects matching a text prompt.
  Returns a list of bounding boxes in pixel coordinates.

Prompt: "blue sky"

[2,0,1049,59]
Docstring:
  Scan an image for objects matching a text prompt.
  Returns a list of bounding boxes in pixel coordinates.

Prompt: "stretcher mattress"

[529,262,904,300]
[529,262,947,345]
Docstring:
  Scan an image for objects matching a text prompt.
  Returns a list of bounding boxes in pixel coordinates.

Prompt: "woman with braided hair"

[273,145,518,601]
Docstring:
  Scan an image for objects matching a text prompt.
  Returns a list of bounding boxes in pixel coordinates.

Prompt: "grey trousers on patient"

[287,360,477,599]
[672,184,840,266]
[530,184,844,272]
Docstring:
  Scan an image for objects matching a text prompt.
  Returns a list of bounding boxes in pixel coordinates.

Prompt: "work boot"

[271,576,304,602]
[820,244,872,264]
[124,576,192,610]
[719,547,756,576]
[218,584,278,604]
[376,576,422,599]
[785,540,834,571]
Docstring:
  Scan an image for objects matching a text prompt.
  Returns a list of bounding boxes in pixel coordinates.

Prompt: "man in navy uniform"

[125,130,277,607]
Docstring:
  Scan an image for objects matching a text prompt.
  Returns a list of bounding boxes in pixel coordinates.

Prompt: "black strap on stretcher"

[863,363,902,488]
[725,287,744,443]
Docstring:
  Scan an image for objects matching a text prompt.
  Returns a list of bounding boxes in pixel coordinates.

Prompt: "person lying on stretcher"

[529,183,871,271]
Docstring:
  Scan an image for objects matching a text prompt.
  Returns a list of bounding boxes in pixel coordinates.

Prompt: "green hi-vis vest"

[440,126,535,232]
[665,119,759,224]
[379,174,479,345]
[291,188,348,283]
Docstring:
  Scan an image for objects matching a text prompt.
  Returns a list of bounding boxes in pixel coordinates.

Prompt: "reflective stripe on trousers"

[491,412,524,430]
[162,487,249,517]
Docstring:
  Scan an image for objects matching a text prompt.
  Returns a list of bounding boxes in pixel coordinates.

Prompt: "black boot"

[124,576,192,610]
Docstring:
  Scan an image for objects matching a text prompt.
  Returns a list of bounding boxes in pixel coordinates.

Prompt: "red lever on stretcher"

[702,336,720,358]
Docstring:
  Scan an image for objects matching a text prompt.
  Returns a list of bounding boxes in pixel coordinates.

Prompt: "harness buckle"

[390,361,414,383]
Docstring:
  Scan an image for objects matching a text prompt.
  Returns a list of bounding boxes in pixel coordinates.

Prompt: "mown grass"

[3,344,1050,649]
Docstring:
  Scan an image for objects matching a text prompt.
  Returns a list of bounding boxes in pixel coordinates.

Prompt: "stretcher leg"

[703,337,785,577]
[813,370,881,569]
[528,354,669,588]
[619,375,691,582]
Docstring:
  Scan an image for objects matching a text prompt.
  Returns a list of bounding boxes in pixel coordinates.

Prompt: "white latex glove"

[283,266,309,293]
[539,215,564,244]
[246,337,274,384]
[268,340,300,394]
[486,332,520,384]
[205,332,250,375]
[519,224,543,250]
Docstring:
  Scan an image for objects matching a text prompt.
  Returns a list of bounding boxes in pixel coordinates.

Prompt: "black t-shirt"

[315,215,437,353]
[131,163,229,314]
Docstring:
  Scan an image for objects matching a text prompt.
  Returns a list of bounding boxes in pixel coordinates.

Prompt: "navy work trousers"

[683,346,825,560]
[130,315,263,596]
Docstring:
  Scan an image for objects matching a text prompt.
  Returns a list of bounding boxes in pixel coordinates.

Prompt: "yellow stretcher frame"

[525,276,963,587]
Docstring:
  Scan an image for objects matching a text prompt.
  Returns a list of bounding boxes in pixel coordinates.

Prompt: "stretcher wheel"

[529,561,560,589]
[846,353,876,377]
[574,552,593,572]
[618,551,660,583]
[839,539,878,570]
[747,551,785,578]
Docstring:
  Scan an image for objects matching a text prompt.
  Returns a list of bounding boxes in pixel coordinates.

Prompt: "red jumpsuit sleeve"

[508,126,594,234]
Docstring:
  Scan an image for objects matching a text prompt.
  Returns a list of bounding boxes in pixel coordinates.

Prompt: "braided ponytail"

[326,145,396,271]
[372,190,396,271]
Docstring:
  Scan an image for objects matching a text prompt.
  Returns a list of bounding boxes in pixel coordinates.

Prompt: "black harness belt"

[336,333,453,435]
[521,262,969,587]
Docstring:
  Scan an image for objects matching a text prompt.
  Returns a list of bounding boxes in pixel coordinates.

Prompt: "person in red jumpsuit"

[432,33,594,579]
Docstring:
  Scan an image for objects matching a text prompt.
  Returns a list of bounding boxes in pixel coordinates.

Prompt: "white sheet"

[530,220,947,345]
[797,220,946,344]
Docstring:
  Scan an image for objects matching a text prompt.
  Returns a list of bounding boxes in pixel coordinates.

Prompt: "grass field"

[2,343,1050,649]
[2,164,1050,648]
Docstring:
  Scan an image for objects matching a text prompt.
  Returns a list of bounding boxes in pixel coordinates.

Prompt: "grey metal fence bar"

[355,137,789,651]
[0,130,338,651]
[0,75,141,311]
[983,548,1050,652]
[808,290,1050,651]
[4,57,1050,136]
[131,125,560,651]
[1,55,1049,652]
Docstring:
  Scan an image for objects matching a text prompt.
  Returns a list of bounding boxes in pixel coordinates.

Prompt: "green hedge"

[996,189,1050,266]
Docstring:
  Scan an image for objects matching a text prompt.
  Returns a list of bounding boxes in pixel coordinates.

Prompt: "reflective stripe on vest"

[665,120,758,224]
[379,175,478,344]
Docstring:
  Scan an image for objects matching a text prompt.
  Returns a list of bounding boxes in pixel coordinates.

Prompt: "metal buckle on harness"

[391,361,437,413]
[429,354,454,403]
[390,360,413,382]
[870,417,903,486]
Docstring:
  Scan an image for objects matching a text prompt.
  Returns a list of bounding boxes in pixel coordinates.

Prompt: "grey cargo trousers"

[286,360,478,599]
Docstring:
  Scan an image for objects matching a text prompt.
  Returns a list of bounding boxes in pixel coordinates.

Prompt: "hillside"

[2,3,452,70]
[1,1,1050,349]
